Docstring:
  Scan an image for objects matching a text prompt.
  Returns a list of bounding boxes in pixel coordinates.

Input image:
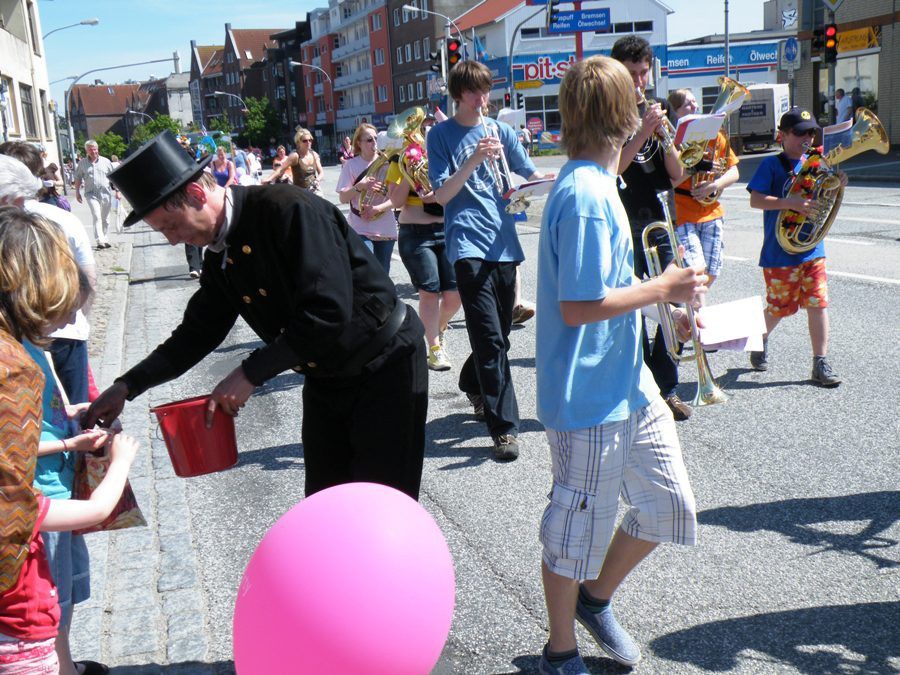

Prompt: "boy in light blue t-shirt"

[534,56,705,674]
[427,60,549,460]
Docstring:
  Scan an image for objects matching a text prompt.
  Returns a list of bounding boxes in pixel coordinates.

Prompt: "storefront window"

[521,94,561,132]
[836,52,879,114]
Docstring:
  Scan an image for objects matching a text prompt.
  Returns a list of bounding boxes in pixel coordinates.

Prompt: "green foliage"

[127,114,183,153]
[208,116,233,135]
[242,96,281,148]
[94,131,127,159]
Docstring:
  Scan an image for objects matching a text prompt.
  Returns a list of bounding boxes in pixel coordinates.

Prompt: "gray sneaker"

[811,356,841,387]
[750,337,769,371]
[492,434,519,461]
[538,646,590,675]
[575,593,641,666]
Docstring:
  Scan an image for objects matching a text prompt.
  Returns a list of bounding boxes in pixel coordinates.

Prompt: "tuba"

[357,149,392,220]
[642,193,727,408]
[636,88,705,168]
[776,108,889,253]
[690,76,752,206]
[388,106,432,198]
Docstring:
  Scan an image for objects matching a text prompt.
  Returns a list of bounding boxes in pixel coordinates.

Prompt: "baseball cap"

[779,106,820,133]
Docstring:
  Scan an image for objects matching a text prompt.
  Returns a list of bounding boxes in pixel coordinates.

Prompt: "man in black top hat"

[84,131,428,499]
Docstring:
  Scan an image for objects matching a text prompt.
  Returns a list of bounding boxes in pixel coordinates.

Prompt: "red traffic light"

[825,25,837,37]
[447,38,462,68]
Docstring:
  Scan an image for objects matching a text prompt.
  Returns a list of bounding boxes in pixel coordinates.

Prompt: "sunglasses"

[790,129,817,137]
[300,138,312,143]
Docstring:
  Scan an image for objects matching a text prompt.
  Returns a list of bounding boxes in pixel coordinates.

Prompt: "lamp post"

[43,18,99,40]
[289,61,333,84]
[65,55,178,163]
[50,76,76,194]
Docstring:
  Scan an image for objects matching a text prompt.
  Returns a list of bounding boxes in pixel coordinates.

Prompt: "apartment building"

[1,0,59,163]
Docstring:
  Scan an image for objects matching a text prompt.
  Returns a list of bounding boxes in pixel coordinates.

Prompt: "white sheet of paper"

[674,113,725,145]
[698,296,767,351]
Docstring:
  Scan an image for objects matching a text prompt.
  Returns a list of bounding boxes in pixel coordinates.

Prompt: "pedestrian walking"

[535,56,701,673]
[427,60,550,461]
[73,140,119,250]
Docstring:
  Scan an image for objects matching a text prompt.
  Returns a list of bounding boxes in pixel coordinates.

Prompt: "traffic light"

[811,28,824,53]
[547,0,561,28]
[504,92,511,108]
[429,41,443,73]
[516,92,525,109]
[447,38,462,70]
[823,23,838,64]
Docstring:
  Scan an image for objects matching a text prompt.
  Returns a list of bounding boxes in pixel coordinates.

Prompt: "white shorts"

[539,397,697,580]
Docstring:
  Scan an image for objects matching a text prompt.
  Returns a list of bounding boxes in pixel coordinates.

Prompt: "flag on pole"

[473,34,488,62]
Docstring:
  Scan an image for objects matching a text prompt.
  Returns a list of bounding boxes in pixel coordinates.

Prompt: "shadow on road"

[712,366,821,391]
[650,601,899,673]
[236,442,304,472]
[699,491,900,569]
[496,653,631,674]
[110,662,235,674]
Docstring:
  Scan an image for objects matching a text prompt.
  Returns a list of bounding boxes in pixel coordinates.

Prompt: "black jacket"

[120,184,418,398]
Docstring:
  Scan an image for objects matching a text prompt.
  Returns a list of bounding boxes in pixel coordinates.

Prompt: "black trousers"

[301,336,427,500]
[454,258,519,438]
[185,244,203,273]
[632,222,679,398]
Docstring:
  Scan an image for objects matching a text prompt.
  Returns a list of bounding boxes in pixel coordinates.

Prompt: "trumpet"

[636,88,705,168]
[480,115,514,198]
[641,192,727,408]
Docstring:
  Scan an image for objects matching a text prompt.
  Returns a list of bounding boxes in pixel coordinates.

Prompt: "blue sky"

[41,0,764,107]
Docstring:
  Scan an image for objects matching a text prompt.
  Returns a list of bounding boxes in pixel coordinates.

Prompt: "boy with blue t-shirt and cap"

[746,106,845,387]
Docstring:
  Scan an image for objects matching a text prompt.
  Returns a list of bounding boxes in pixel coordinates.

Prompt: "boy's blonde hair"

[0,207,80,345]
[559,56,640,158]
[447,60,493,103]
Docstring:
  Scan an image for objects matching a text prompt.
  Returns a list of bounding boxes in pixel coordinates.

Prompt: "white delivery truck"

[730,83,791,153]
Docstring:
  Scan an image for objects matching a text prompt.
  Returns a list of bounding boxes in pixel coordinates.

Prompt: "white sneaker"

[427,345,451,371]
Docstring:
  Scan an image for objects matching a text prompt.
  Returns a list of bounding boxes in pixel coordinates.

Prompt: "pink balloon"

[233,483,455,674]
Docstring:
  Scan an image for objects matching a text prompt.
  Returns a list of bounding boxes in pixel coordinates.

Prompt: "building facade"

[300,8,339,158]
[791,0,898,143]
[189,42,224,131]
[267,21,312,145]
[220,24,282,132]
[1,0,59,163]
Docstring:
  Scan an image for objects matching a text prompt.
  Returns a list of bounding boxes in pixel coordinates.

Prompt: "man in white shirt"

[835,88,854,124]
[74,139,119,249]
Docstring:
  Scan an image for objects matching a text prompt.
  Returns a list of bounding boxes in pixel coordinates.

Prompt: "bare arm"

[559,263,707,327]
[749,189,812,215]
[42,434,138,532]
[314,152,325,181]
[264,153,296,184]
[225,161,236,187]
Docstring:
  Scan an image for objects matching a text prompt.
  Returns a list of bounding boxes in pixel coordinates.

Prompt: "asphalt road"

[86,158,899,674]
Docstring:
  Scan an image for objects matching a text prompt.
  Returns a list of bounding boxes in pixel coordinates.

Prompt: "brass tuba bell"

[389,106,432,198]
[776,108,889,254]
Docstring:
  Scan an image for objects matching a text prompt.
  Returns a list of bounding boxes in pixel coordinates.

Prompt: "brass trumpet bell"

[388,106,426,139]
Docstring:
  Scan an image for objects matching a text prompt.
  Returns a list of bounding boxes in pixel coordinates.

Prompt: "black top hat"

[110,131,213,227]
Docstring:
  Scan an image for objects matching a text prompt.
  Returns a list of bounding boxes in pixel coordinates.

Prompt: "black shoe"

[811,356,841,387]
[492,434,519,461]
[75,661,110,675]
[665,394,692,421]
[466,392,484,418]
[750,337,769,371]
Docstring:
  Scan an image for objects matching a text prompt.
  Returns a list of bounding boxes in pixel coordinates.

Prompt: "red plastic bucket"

[151,395,238,477]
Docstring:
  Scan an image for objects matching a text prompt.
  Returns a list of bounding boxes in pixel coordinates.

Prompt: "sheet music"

[698,296,767,351]
[674,114,725,146]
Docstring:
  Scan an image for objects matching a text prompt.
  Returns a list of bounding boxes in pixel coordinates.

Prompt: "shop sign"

[665,42,779,78]
[527,117,543,134]
[838,27,880,53]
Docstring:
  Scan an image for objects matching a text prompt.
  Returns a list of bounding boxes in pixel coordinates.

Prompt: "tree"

[242,96,281,148]
[208,116,233,135]
[127,114,182,153]
[94,131,127,159]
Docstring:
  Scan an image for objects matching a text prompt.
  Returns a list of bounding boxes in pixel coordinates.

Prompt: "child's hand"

[783,195,813,215]
[67,429,111,453]
[108,433,139,467]
[660,260,708,305]
[474,136,502,163]
[837,170,849,188]
[65,402,91,421]
[640,103,667,141]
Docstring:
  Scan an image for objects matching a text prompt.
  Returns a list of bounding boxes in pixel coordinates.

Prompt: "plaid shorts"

[675,218,724,277]
[539,397,697,580]
[763,257,829,318]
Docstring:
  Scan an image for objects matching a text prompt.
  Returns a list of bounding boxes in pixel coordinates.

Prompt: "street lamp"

[65,54,179,163]
[401,4,464,41]
[127,109,153,122]
[213,91,248,111]
[289,60,333,84]
[43,18,99,40]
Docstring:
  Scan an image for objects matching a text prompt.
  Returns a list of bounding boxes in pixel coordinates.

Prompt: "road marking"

[828,270,900,285]
[845,160,900,171]
[840,216,900,226]
[826,237,875,246]
[724,255,898,284]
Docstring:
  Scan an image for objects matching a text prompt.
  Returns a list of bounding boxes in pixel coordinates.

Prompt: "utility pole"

[827,10,836,124]
[445,22,455,116]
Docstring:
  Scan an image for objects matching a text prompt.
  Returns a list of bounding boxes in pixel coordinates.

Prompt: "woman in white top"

[336,123,397,273]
